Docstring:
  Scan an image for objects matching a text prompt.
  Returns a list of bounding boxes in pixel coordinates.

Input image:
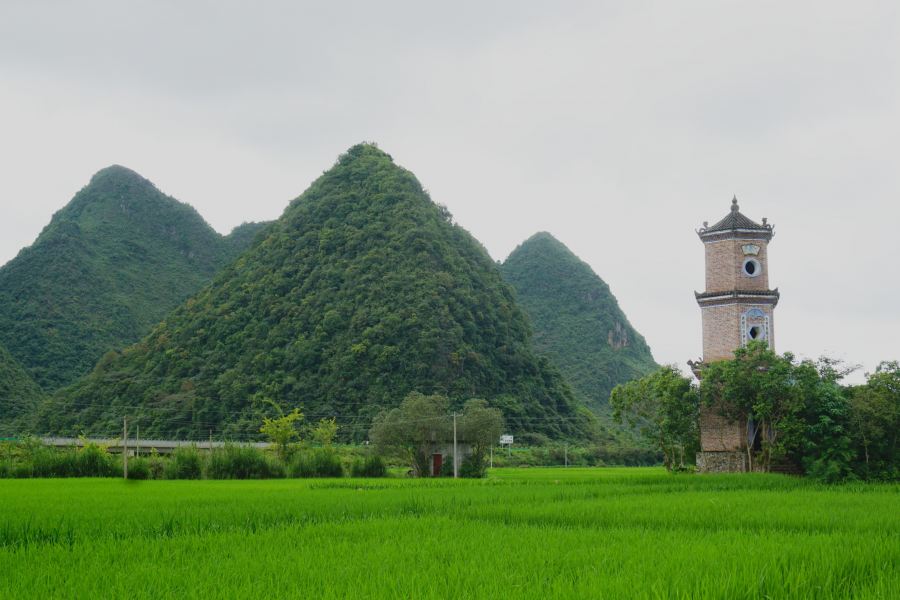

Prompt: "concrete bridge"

[40,437,272,456]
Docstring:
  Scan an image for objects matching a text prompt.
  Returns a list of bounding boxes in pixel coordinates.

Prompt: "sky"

[0,1,897,384]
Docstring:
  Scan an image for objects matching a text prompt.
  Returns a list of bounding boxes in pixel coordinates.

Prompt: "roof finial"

[731,195,739,212]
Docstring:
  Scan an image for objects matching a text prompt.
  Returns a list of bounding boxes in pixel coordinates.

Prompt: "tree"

[306,417,340,447]
[795,358,857,482]
[459,398,505,477]
[849,361,900,481]
[369,392,451,477]
[610,365,700,472]
[699,342,803,472]
[259,399,303,462]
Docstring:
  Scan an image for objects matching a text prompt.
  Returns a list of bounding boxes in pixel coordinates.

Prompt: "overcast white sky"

[0,1,897,384]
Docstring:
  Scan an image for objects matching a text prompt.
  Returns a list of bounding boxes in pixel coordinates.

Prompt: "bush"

[460,456,486,478]
[205,444,284,480]
[289,449,344,478]
[164,446,204,480]
[148,457,166,480]
[126,457,151,480]
[26,442,119,478]
[73,444,119,477]
[350,455,387,478]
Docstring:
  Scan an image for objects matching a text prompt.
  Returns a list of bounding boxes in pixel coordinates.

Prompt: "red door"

[432,454,442,477]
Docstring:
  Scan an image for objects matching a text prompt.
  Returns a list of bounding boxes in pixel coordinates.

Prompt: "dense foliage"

[0,165,267,391]
[0,342,45,432]
[0,439,366,480]
[700,342,900,481]
[611,365,700,471]
[500,233,658,415]
[43,145,588,441]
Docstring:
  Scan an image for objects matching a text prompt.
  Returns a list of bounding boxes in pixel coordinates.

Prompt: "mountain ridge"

[500,232,658,415]
[0,165,269,390]
[40,145,595,441]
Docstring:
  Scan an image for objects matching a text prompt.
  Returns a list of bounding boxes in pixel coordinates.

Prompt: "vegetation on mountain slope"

[500,233,658,415]
[41,145,594,441]
[0,341,45,432]
[0,166,268,390]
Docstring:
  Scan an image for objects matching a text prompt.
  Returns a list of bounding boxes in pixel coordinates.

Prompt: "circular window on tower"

[747,324,766,341]
[743,258,761,278]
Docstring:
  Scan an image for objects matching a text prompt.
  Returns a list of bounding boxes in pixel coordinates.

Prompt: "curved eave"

[697,228,774,242]
[695,288,780,308]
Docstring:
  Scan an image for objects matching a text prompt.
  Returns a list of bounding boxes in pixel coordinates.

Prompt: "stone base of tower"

[696,451,749,474]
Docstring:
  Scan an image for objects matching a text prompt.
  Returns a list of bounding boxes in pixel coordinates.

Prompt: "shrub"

[289,449,344,478]
[126,457,151,480]
[25,442,119,478]
[350,455,387,478]
[74,444,119,477]
[205,444,284,480]
[164,446,204,480]
[460,456,486,478]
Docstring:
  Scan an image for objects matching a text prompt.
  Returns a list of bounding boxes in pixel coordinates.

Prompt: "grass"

[1,468,898,598]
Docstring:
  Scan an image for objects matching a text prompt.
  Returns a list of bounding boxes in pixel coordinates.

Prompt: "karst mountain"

[43,145,593,440]
[500,232,658,415]
[0,166,268,391]
[0,341,45,433]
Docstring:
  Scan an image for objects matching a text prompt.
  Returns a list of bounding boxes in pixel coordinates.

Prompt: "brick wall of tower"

[700,406,747,452]
[704,238,770,293]
[701,304,775,362]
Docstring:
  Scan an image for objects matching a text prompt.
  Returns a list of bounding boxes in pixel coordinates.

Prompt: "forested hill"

[43,145,593,441]
[0,166,269,391]
[500,233,658,416]
[0,340,45,429]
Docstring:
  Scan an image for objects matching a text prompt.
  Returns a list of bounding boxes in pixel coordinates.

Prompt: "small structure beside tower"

[690,197,778,473]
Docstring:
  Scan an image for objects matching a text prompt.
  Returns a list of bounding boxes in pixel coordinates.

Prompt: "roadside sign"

[499,435,513,445]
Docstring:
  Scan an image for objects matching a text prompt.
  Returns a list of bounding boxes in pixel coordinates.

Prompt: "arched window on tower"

[740,308,771,348]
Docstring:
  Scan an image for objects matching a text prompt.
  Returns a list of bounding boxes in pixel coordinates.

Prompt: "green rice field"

[1,468,898,599]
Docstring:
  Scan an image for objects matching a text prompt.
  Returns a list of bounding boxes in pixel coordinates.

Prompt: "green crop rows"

[1,468,898,599]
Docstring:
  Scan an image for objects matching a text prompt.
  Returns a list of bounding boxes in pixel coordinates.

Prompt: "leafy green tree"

[259,401,304,462]
[700,342,804,472]
[849,361,900,480]
[306,417,340,447]
[794,358,857,482]
[369,392,451,477]
[459,398,505,477]
[610,365,699,472]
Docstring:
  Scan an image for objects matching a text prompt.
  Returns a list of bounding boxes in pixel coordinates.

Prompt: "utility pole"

[453,412,458,479]
[123,417,128,480]
[565,442,568,469]
[136,425,140,456]
[210,429,213,453]
[490,445,493,469]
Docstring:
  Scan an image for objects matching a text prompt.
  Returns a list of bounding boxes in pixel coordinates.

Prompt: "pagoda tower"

[691,197,778,473]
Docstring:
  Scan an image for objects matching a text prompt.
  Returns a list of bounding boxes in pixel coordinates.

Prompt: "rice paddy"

[1,468,898,599]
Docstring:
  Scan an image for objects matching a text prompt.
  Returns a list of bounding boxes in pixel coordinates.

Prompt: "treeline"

[612,342,900,482]
[0,439,385,480]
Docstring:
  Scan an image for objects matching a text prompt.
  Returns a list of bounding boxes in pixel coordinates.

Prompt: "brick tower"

[691,197,778,473]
